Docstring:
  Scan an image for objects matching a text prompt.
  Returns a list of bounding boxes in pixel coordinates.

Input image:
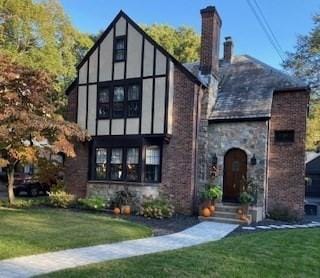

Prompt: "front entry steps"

[199,203,252,225]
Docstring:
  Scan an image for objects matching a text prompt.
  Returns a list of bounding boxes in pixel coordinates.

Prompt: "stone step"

[213,211,240,219]
[199,215,251,225]
[215,204,241,214]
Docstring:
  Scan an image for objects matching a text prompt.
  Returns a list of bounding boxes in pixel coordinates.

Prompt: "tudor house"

[65,6,309,222]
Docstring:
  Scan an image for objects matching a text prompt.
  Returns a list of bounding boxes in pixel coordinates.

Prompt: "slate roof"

[184,55,308,120]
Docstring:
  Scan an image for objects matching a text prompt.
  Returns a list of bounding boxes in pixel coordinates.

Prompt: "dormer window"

[114,36,126,62]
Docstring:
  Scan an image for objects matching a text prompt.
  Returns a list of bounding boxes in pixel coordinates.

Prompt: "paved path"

[0,222,238,278]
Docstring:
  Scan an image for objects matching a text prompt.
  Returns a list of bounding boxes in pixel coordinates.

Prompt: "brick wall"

[64,85,88,197]
[161,67,199,214]
[267,90,309,218]
[200,6,221,76]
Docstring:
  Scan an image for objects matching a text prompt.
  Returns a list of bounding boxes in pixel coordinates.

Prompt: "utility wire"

[252,0,285,56]
[246,0,285,62]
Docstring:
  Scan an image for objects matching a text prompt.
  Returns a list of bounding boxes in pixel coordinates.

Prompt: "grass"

[41,229,320,278]
[0,207,151,260]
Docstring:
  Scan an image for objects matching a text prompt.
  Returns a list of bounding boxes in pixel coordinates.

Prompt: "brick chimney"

[223,36,233,63]
[200,6,222,77]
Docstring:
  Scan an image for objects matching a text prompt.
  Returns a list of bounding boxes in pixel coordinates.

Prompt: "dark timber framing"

[151,47,156,134]
[85,58,90,129]
[76,10,204,87]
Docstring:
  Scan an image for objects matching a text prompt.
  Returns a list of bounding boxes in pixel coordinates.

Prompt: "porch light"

[251,154,257,166]
[212,153,218,166]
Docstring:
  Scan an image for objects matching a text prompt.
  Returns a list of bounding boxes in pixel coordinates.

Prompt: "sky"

[60,0,319,69]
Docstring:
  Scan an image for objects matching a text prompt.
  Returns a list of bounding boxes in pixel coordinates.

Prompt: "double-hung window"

[114,37,126,62]
[95,148,107,179]
[126,148,139,181]
[145,146,161,183]
[110,148,123,180]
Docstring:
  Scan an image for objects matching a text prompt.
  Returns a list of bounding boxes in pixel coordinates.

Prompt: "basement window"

[275,130,295,143]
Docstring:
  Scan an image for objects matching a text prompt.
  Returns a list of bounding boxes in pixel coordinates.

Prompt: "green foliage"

[200,184,222,202]
[48,190,75,208]
[283,12,320,150]
[50,180,66,193]
[78,196,109,211]
[112,190,134,207]
[239,191,255,205]
[0,197,49,208]
[138,196,174,219]
[306,101,320,150]
[283,13,320,97]
[268,204,298,222]
[0,0,93,99]
[142,24,200,63]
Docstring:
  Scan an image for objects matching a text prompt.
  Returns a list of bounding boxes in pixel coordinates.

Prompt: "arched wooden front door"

[223,149,247,202]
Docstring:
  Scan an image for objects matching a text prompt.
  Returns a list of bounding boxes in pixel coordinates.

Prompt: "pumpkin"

[237,208,243,215]
[123,206,131,215]
[239,214,247,221]
[209,205,215,216]
[202,208,211,217]
[114,207,121,215]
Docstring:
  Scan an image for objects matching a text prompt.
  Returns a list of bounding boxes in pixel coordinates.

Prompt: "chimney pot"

[223,36,234,63]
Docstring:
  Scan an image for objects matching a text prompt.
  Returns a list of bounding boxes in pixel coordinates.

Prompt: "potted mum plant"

[113,189,134,215]
[238,177,257,222]
[200,184,222,216]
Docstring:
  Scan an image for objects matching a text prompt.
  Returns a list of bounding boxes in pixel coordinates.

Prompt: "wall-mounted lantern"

[251,154,257,166]
[212,153,218,166]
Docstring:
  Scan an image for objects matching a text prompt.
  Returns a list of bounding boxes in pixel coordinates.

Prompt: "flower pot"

[241,204,249,216]
[121,205,131,215]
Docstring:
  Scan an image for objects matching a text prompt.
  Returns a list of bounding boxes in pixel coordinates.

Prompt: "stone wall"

[87,182,159,210]
[207,120,269,220]
[268,90,309,218]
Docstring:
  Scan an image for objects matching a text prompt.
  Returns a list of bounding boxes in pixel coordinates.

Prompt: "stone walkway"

[242,221,320,231]
[0,222,238,278]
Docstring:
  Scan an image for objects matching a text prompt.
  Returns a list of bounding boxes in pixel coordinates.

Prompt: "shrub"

[48,190,75,208]
[268,204,298,222]
[78,196,109,210]
[112,190,134,208]
[50,180,66,193]
[239,191,255,205]
[138,196,174,219]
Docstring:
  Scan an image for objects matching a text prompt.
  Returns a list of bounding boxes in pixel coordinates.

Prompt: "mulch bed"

[113,213,200,236]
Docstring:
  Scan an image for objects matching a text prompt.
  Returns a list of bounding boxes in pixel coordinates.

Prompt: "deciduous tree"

[0,54,89,204]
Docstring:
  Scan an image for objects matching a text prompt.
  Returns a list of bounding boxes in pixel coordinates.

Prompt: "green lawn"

[42,229,320,278]
[0,208,151,260]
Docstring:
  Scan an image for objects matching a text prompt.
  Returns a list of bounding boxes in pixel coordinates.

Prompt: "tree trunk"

[7,166,15,205]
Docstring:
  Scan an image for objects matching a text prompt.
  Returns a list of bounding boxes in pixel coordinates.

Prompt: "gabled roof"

[306,151,320,164]
[76,10,205,87]
[185,55,309,121]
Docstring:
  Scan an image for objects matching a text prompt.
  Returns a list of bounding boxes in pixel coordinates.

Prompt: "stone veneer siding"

[267,90,309,218]
[161,67,200,214]
[208,121,269,221]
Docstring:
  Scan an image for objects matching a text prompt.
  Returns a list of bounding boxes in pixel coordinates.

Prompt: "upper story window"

[97,88,110,118]
[114,36,126,62]
[275,130,295,143]
[97,82,141,120]
[113,86,125,118]
[127,85,140,118]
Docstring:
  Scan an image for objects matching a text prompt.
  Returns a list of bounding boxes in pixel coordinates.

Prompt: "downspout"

[193,84,202,215]
[265,119,270,217]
